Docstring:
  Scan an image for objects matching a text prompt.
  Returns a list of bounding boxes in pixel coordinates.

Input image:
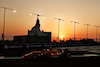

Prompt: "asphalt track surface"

[0,57,100,67]
[1,46,100,67]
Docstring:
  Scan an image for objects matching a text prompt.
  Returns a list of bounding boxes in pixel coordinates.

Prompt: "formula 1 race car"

[22,48,71,59]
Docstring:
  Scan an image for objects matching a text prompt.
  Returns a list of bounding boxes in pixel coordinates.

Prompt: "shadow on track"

[0,57,100,66]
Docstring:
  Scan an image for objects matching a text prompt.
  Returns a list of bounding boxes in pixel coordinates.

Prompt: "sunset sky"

[0,0,100,41]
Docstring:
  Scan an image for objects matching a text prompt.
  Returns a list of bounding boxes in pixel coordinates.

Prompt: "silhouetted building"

[14,18,51,43]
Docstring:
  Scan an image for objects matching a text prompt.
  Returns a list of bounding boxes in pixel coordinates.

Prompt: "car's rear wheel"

[31,54,37,59]
[66,53,71,58]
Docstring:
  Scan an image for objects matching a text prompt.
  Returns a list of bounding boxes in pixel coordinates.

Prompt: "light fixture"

[54,18,56,20]
[43,16,45,18]
[63,20,65,22]
[13,10,16,12]
[30,13,33,15]
[30,13,45,19]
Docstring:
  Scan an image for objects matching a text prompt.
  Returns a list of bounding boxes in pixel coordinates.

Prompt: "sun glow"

[60,36,64,39]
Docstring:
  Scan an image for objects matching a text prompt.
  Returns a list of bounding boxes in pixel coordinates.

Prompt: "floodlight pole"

[84,24,91,40]
[87,24,89,40]
[0,6,16,41]
[96,27,98,42]
[2,8,6,41]
[71,21,79,41]
[99,35,100,43]
[54,18,64,42]
[74,22,76,41]
[58,19,60,41]
[94,26,100,42]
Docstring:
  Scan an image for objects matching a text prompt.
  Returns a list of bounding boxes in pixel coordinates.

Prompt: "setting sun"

[60,36,63,39]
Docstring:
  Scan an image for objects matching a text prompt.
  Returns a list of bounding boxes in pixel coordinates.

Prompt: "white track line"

[83,54,98,56]
[71,54,100,57]
[0,56,4,59]
[4,57,22,59]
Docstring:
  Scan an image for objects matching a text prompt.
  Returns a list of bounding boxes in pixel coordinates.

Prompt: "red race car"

[22,48,71,59]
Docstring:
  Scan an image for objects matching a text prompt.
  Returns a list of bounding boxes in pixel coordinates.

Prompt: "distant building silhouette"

[14,18,51,43]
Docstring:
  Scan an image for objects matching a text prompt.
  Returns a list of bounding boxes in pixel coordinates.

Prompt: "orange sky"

[0,0,100,41]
